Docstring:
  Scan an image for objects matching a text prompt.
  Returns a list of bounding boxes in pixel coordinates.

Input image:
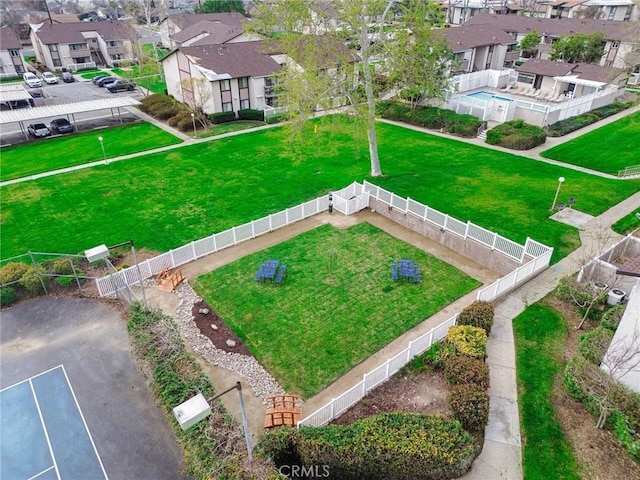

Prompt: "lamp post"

[551,176,565,211]
[98,136,107,164]
[85,241,147,309]
[191,112,197,138]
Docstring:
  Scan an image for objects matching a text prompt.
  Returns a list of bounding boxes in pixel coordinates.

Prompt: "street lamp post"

[191,113,197,138]
[551,176,565,211]
[98,136,107,164]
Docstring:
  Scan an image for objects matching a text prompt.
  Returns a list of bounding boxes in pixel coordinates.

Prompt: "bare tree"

[180,76,213,128]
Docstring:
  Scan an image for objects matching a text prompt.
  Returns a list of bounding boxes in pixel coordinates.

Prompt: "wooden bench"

[158,269,185,292]
[264,394,302,428]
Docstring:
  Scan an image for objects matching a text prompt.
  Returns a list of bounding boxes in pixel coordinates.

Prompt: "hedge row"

[578,326,614,365]
[564,354,640,462]
[377,101,482,138]
[486,119,546,150]
[258,413,476,480]
[457,300,494,335]
[139,94,206,133]
[546,101,636,137]
[127,305,280,480]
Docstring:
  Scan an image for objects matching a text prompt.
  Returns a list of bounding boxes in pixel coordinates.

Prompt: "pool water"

[466,91,513,102]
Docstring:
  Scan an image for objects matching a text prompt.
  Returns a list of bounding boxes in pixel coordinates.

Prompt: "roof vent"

[218,45,224,55]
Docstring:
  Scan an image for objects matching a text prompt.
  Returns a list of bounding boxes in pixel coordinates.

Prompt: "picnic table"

[391,258,420,283]
[254,260,287,284]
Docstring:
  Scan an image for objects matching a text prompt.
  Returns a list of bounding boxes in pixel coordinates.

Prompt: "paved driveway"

[0,297,185,480]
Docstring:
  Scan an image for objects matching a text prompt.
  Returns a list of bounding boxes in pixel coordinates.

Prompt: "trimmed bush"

[447,325,487,359]
[601,304,625,331]
[579,326,614,365]
[444,355,490,389]
[547,101,635,137]
[0,287,17,306]
[0,262,30,285]
[449,384,490,432]
[238,109,265,121]
[56,276,75,287]
[272,413,477,480]
[19,266,44,295]
[208,111,236,124]
[485,119,546,150]
[377,101,482,138]
[265,112,287,124]
[51,258,75,275]
[426,341,456,370]
[457,300,494,334]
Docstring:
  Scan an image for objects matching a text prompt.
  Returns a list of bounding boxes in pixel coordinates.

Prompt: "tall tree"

[250,0,450,178]
[518,31,541,59]
[194,0,245,14]
[549,32,606,64]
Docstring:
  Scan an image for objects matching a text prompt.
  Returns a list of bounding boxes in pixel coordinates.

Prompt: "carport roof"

[0,84,33,103]
[0,97,141,125]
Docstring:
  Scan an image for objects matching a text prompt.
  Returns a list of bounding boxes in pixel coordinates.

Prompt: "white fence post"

[362,373,367,395]
[191,241,197,259]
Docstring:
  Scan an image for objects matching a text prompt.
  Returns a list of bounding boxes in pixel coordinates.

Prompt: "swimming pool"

[466,91,514,102]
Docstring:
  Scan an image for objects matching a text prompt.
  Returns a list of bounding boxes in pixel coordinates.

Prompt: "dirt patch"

[191,299,253,357]
[332,367,452,426]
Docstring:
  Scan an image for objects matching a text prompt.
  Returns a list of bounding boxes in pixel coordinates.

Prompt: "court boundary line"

[59,365,109,480]
[28,465,57,480]
[0,364,65,393]
[28,376,60,480]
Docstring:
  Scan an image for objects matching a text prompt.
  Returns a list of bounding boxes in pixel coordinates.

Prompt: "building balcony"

[504,51,520,62]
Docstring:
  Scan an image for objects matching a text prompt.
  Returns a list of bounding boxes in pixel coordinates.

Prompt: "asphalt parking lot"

[0,297,186,480]
[1,77,145,146]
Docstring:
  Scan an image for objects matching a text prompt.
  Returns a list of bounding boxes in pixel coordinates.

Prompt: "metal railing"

[618,164,640,177]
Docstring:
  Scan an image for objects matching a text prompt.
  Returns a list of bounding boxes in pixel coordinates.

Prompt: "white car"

[23,72,42,88]
[42,72,58,84]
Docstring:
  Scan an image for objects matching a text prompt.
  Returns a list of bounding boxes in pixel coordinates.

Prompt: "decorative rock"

[226,339,237,348]
[211,324,218,330]
[199,308,210,315]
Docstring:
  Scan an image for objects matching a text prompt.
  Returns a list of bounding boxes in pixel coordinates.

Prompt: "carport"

[0,84,35,110]
[0,97,141,141]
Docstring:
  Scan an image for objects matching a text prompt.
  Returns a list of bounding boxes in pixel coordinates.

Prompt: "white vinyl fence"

[297,181,553,428]
[95,196,329,297]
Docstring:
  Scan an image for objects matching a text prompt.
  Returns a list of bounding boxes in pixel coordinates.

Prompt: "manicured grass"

[200,120,267,137]
[1,119,639,261]
[111,67,166,94]
[540,112,640,175]
[0,77,22,84]
[0,122,182,182]
[193,223,481,398]
[79,70,110,80]
[612,210,640,235]
[514,303,582,480]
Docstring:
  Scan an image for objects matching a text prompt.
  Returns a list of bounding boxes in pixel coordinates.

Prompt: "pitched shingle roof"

[31,20,135,44]
[0,27,22,50]
[168,12,248,30]
[177,42,282,79]
[172,20,245,45]
[439,23,517,52]
[515,58,625,83]
[465,12,630,41]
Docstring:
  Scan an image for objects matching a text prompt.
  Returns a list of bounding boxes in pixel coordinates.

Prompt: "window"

[16,65,25,73]
[222,102,233,112]
[517,72,535,85]
[624,5,632,20]
[107,41,121,47]
[70,43,88,51]
[9,49,19,57]
[112,54,122,60]
[240,99,250,109]
[238,77,249,89]
[49,44,58,52]
[53,59,62,67]
[73,57,88,63]
[608,6,617,20]
[220,79,230,91]
[611,41,620,48]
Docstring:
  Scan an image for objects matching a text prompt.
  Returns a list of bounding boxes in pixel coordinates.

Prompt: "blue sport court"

[0,365,108,480]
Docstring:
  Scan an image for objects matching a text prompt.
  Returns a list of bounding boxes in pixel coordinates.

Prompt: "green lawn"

[0,123,182,182]
[193,223,481,398]
[79,69,110,80]
[612,210,640,235]
[540,112,640,175]
[1,119,639,261]
[200,120,267,137]
[111,66,166,94]
[514,303,582,480]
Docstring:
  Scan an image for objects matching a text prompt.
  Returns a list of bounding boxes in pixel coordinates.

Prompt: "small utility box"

[173,393,211,430]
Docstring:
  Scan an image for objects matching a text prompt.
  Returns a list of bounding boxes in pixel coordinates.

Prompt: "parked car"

[60,71,75,83]
[107,79,136,93]
[92,75,108,85]
[96,76,117,87]
[27,122,51,137]
[42,72,58,84]
[49,118,74,134]
[23,72,42,88]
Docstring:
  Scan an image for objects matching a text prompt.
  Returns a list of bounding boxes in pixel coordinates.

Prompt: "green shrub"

[265,113,287,124]
[444,355,490,389]
[19,266,44,295]
[579,326,614,365]
[0,287,17,306]
[546,101,634,136]
[257,426,300,466]
[457,300,494,334]
[447,325,487,359]
[485,120,546,150]
[611,411,640,462]
[0,261,30,284]
[51,258,75,275]
[449,384,490,432]
[208,111,236,124]
[56,276,75,287]
[238,109,265,121]
[427,341,456,370]
[282,413,476,480]
[601,304,625,331]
